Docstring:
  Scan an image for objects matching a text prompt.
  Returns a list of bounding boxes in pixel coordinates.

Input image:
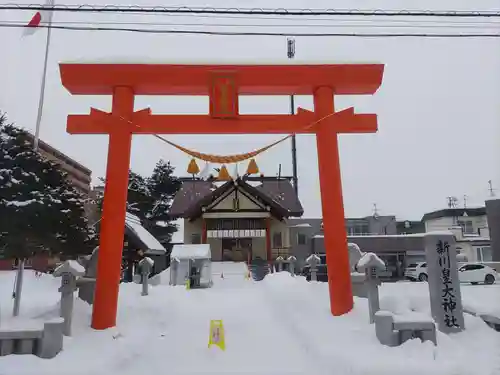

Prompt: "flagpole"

[33,8,53,152]
[13,3,54,318]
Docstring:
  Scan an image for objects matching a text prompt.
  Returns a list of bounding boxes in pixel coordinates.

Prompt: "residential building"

[169,176,303,262]
[422,207,491,262]
[287,215,398,269]
[311,233,425,280]
[422,207,489,236]
[345,215,398,236]
[396,220,426,235]
[485,199,500,261]
[26,133,92,194]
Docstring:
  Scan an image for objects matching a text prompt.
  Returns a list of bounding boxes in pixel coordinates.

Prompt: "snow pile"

[140,257,154,267]
[0,270,499,375]
[357,252,386,270]
[53,260,85,276]
[305,254,320,263]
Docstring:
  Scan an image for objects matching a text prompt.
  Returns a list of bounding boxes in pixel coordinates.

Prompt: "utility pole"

[488,180,495,197]
[446,196,459,225]
[287,37,299,198]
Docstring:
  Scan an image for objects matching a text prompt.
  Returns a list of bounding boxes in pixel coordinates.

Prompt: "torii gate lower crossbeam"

[60,63,384,330]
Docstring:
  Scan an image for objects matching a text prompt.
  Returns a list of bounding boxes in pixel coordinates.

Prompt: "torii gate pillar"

[59,62,384,329]
[314,86,353,312]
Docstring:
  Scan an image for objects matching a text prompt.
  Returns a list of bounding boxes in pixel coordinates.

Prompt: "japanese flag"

[23,0,55,36]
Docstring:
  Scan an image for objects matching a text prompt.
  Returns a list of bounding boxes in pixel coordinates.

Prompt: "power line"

[1,4,500,17]
[35,11,500,25]
[2,23,500,37]
[4,19,500,30]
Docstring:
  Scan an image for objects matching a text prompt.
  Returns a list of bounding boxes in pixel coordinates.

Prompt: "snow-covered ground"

[0,269,499,375]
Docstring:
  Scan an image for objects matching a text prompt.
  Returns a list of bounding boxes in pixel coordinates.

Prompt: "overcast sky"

[1,0,499,220]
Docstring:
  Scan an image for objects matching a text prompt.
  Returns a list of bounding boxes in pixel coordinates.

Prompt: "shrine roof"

[169,177,303,219]
[59,61,384,96]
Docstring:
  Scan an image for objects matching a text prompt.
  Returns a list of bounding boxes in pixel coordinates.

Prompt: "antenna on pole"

[372,203,379,219]
[286,37,299,199]
[488,180,495,197]
[446,196,458,208]
[463,195,468,209]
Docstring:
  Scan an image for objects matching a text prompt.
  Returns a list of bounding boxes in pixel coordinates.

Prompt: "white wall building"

[422,208,491,262]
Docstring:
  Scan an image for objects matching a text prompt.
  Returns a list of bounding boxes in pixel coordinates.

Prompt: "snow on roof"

[290,223,312,228]
[125,212,166,253]
[53,260,86,277]
[312,231,455,239]
[171,244,211,260]
[459,236,491,242]
[306,254,320,263]
[139,257,155,267]
[63,58,379,65]
[356,253,386,271]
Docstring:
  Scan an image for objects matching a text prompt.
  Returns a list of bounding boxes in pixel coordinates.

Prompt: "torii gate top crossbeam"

[59,63,384,95]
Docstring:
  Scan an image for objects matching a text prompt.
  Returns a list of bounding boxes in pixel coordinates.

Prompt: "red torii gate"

[59,62,384,330]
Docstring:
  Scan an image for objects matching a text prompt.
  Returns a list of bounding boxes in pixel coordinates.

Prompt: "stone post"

[356,252,385,324]
[38,318,64,359]
[276,256,284,272]
[53,261,85,336]
[12,259,25,317]
[374,312,398,347]
[306,254,321,281]
[170,257,179,286]
[138,257,154,296]
[424,233,465,333]
[287,256,297,276]
[365,267,380,323]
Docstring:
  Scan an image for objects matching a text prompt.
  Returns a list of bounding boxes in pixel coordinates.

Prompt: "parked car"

[405,262,497,285]
[405,262,428,281]
[458,263,497,285]
[301,264,328,282]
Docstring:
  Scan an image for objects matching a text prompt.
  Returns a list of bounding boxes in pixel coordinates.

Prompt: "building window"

[458,220,474,234]
[191,233,202,244]
[273,232,282,248]
[476,246,492,262]
[346,222,370,236]
[297,233,307,245]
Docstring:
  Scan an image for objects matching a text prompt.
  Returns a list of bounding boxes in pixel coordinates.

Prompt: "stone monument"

[424,232,465,333]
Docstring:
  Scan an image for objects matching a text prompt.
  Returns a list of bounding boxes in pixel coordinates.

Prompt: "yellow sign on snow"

[208,320,225,351]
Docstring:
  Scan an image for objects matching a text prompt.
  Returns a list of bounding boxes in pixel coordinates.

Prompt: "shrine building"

[169,176,303,262]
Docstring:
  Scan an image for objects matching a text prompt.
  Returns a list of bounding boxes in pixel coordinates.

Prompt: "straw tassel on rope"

[217,165,231,181]
[246,158,259,175]
[187,158,200,175]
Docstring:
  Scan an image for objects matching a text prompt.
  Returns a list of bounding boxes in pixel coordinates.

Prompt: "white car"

[405,262,428,281]
[405,262,497,285]
[458,263,497,285]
